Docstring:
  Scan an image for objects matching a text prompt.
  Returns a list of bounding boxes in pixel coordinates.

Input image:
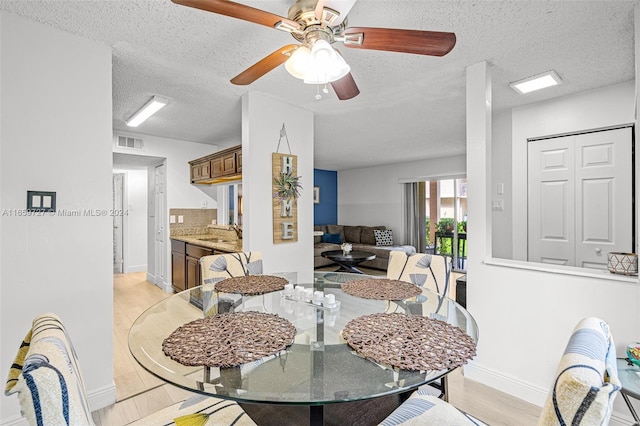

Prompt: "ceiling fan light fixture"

[125,95,169,127]
[510,70,562,94]
[285,45,312,79]
[301,40,350,85]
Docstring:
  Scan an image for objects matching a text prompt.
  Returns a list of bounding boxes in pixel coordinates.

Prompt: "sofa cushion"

[374,229,394,246]
[322,233,342,244]
[326,225,345,243]
[344,226,362,243]
[361,226,386,245]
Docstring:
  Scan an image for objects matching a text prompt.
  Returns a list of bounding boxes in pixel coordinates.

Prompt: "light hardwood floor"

[93,270,542,425]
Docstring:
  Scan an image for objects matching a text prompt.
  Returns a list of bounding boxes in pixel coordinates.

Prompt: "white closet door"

[527,127,633,268]
[528,136,575,266]
[574,127,632,269]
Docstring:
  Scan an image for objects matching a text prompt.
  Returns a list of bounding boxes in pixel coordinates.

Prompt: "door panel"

[575,127,632,269]
[528,136,575,265]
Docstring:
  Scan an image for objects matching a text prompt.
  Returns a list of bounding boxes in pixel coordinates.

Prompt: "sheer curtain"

[403,182,426,253]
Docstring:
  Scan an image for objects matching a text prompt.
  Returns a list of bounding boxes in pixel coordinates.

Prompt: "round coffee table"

[321,250,376,274]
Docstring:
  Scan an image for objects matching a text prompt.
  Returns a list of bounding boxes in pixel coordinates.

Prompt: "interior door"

[574,127,632,268]
[154,164,166,285]
[113,173,124,273]
[527,136,575,265]
[528,127,633,268]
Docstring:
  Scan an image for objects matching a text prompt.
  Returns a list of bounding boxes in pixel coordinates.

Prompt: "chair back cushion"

[537,317,620,426]
[5,313,94,425]
[200,252,263,285]
[386,252,451,297]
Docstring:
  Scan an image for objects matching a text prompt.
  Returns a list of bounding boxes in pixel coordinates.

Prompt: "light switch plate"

[178,215,184,223]
[170,215,176,224]
[27,190,56,212]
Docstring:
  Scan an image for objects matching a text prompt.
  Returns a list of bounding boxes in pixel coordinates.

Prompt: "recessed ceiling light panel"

[509,70,562,95]
[126,95,169,127]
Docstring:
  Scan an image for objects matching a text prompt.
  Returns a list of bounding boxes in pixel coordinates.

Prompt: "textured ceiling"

[1,0,637,170]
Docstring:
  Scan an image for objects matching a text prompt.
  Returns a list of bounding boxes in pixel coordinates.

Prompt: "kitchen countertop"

[170,234,242,253]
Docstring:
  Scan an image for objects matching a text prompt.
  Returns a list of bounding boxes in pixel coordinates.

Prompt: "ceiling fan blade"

[314,0,357,26]
[172,0,301,32]
[342,27,456,56]
[231,45,298,85]
[331,73,359,100]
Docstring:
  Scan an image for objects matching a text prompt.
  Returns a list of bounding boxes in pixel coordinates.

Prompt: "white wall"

[113,132,221,290]
[242,92,314,273]
[510,80,635,261]
[491,110,513,258]
[465,59,640,424]
[0,12,115,423]
[338,156,466,244]
[114,169,148,272]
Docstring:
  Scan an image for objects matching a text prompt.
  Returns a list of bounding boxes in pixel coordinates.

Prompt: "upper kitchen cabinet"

[189,145,241,184]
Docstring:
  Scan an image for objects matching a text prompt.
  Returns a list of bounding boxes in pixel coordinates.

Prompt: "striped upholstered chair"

[379,317,620,425]
[5,313,94,426]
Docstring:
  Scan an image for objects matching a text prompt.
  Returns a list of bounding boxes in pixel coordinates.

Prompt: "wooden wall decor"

[272,152,300,244]
[272,124,302,244]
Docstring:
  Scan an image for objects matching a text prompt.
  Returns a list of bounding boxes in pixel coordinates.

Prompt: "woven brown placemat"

[215,275,288,295]
[342,313,476,371]
[162,312,296,368]
[342,278,422,300]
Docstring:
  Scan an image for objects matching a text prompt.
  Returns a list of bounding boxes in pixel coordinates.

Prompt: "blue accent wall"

[314,169,337,225]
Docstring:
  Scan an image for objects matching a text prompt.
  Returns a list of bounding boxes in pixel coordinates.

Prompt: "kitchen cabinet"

[171,240,186,293]
[189,145,241,184]
[186,244,213,289]
[190,161,211,183]
[172,239,233,292]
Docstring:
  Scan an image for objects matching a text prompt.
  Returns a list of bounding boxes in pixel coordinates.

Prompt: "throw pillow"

[374,229,394,246]
[322,233,342,244]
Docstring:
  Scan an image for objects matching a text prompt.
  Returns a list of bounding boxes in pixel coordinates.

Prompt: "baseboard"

[0,415,28,426]
[463,363,635,425]
[125,264,147,273]
[463,362,548,407]
[88,382,117,412]
[146,272,155,283]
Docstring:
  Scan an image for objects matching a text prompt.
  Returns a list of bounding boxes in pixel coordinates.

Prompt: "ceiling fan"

[171,0,456,100]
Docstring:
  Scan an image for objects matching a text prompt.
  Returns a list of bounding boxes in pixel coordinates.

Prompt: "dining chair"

[386,251,452,298]
[378,317,620,425]
[5,313,95,426]
[200,251,263,285]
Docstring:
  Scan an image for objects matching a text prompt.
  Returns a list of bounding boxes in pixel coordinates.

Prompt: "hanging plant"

[273,171,303,201]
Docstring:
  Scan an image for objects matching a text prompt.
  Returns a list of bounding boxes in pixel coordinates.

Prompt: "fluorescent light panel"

[126,95,169,127]
[510,70,562,94]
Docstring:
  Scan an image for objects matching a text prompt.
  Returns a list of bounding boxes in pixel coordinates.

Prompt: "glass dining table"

[128,271,478,425]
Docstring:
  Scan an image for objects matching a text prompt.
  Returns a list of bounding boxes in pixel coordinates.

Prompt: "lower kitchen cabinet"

[172,239,222,292]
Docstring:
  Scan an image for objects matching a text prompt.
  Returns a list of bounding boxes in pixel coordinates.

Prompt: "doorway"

[424,178,468,271]
[113,153,166,284]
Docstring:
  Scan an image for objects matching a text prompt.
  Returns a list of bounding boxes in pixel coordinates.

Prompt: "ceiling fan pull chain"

[322,83,329,94]
[315,85,322,100]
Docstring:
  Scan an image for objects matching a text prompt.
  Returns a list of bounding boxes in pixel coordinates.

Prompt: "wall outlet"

[178,215,184,223]
[169,215,176,224]
[492,200,504,211]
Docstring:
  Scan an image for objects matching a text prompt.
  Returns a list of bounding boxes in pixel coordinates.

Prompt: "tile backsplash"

[169,208,217,235]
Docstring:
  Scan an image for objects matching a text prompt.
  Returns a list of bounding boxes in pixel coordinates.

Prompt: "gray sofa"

[314,224,416,271]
